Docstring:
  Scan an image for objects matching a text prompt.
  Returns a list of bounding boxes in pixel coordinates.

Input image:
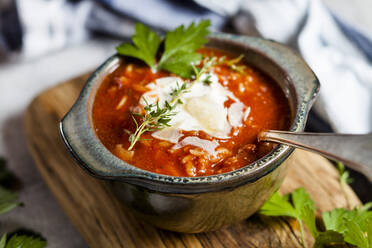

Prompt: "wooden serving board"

[24,74,361,248]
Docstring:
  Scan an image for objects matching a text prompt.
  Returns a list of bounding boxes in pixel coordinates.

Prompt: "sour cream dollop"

[140,74,249,143]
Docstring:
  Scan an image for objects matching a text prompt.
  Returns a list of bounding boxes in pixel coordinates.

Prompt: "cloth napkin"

[89,0,372,134]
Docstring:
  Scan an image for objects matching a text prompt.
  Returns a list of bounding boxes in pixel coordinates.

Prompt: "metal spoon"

[258,131,372,182]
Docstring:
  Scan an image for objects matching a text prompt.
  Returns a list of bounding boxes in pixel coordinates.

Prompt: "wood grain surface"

[24,74,361,248]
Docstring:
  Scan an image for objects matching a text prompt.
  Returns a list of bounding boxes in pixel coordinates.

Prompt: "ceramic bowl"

[60,33,320,233]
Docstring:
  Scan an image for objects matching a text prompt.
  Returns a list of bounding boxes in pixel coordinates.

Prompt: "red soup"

[92,48,291,177]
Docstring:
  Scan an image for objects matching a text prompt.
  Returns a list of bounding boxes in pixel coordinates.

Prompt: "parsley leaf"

[367,217,372,247]
[361,202,372,212]
[313,230,344,248]
[322,204,372,234]
[0,186,21,215]
[0,158,21,215]
[259,191,297,218]
[0,234,6,248]
[260,188,316,248]
[321,204,372,247]
[127,55,219,149]
[0,158,46,248]
[300,204,318,238]
[337,162,353,186]
[4,234,46,248]
[350,207,372,232]
[116,23,161,69]
[157,20,211,75]
[159,52,201,78]
[322,208,347,233]
[116,21,211,78]
[343,219,369,248]
[261,187,372,248]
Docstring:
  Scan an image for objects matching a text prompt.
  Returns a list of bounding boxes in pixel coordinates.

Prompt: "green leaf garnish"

[127,97,179,151]
[126,55,220,150]
[0,158,46,247]
[3,234,46,248]
[313,230,344,248]
[259,191,298,218]
[219,54,246,73]
[159,53,202,78]
[0,186,21,215]
[320,205,372,247]
[0,158,21,214]
[260,186,372,248]
[322,203,372,232]
[116,20,211,78]
[201,74,213,85]
[157,20,210,75]
[343,218,369,248]
[337,162,353,208]
[367,217,372,247]
[0,234,6,248]
[322,208,347,233]
[300,204,318,239]
[260,188,316,248]
[116,23,161,69]
[117,22,251,149]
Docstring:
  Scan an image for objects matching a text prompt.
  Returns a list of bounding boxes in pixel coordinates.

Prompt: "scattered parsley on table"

[0,158,47,248]
[260,182,372,248]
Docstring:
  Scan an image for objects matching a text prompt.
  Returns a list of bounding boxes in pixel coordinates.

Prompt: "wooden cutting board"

[24,73,360,248]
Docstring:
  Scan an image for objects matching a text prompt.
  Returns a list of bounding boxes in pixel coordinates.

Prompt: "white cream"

[140,74,248,143]
[172,136,219,154]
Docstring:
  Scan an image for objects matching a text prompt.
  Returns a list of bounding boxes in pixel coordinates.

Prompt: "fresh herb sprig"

[117,21,249,150]
[116,21,211,78]
[0,186,21,215]
[0,157,47,248]
[0,159,21,215]
[321,205,372,247]
[116,24,161,69]
[337,162,353,209]
[127,80,191,151]
[218,54,246,73]
[127,98,178,151]
[0,234,46,248]
[191,56,218,81]
[127,56,219,150]
[260,187,372,248]
[260,188,317,248]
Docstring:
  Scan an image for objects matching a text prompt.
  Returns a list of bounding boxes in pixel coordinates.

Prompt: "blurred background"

[0,0,371,247]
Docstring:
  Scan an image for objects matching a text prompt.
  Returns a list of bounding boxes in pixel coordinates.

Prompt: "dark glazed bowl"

[60,33,320,233]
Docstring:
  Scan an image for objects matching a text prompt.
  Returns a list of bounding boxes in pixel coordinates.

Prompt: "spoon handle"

[258,131,372,182]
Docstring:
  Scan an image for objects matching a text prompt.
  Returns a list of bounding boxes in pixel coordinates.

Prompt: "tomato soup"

[92,48,291,177]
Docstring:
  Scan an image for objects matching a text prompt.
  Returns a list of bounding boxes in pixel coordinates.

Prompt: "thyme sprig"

[127,98,178,151]
[127,54,246,150]
[127,56,218,150]
[218,54,245,73]
[191,56,218,81]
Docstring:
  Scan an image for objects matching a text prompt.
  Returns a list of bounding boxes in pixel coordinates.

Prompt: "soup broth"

[92,48,291,177]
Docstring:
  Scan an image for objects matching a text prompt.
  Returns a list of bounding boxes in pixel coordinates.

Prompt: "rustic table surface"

[0,1,371,247]
[24,74,361,248]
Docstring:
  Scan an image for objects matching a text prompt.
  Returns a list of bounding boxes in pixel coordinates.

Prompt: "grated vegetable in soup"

[92,48,291,177]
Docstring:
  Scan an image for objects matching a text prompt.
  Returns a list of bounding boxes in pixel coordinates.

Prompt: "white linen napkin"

[200,0,372,133]
[15,0,372,133]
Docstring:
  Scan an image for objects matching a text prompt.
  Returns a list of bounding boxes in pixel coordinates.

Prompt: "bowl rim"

[60,32,320,194]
